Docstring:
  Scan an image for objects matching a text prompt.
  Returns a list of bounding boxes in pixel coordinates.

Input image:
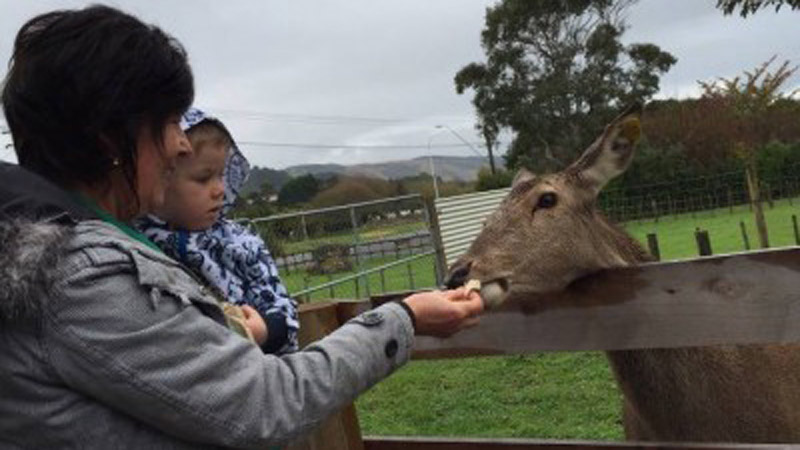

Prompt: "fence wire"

[599,168,800,223]
[244,194,439,302]
[241,170,800,301]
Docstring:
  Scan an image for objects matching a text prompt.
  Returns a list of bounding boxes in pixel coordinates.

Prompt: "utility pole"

[426,130,442,199]
[481,129,497,175]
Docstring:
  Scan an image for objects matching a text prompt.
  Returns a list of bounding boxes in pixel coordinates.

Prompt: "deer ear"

[512,168,536,187]
[569,103,642,194]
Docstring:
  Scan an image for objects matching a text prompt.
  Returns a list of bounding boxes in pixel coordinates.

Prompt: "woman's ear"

[96,133,123,168]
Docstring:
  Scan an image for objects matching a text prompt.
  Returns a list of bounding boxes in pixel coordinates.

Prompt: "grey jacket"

[0,166,414,449]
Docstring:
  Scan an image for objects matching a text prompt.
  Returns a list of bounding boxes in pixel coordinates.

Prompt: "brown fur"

[449,105,800,443]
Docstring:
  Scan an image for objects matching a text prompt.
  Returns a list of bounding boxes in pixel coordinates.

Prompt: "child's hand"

[241,305,268,345]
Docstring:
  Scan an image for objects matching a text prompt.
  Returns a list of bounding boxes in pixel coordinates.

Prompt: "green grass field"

[272,217,437,299]
[283,254,437,301]
[358,353,623,440]
[355,197,800,440]
[278,219,427,255]
[623,198,800,261]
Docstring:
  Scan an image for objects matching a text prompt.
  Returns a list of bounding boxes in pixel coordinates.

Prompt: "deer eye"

[536,192,557,209]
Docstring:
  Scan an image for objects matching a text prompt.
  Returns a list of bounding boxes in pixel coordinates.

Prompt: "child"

[139,108,299,354]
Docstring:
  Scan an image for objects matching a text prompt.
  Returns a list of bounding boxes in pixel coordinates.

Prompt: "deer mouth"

[478,277,511,309]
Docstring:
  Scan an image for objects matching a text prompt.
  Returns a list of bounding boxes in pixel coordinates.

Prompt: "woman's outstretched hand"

[402,288,483,338]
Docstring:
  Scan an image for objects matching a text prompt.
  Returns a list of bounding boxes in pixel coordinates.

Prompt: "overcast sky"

[1,0,798,169]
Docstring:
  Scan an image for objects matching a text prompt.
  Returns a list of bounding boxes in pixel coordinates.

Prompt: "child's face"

[156,143,227,230]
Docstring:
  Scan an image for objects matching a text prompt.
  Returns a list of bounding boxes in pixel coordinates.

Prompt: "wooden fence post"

[695,228,712,256]
[302,277,311,303]
[651,198,659,223]
[637,199,644,224]
[646,233,661,261]
[766,182,774,209]
[301,214,309,241]
[740,221,751,251]
[289,302,366,450]
[667,194,674,219]
[727,189,734,214]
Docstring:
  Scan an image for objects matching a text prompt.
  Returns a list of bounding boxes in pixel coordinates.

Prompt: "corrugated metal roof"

[434,187,510,266]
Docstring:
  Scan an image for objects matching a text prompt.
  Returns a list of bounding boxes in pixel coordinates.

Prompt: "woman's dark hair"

[1,5,194,189]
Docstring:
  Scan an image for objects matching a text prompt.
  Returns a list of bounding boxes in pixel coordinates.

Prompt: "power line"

[237,140,487,150]
[434,125,488,159]
[214,108,410,126]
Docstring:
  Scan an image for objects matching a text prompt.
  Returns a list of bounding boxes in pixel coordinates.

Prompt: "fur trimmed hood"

[0,220,71,322]
[0,162,95,323]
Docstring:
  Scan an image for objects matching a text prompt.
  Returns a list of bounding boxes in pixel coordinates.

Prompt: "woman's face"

[135,116,192,215]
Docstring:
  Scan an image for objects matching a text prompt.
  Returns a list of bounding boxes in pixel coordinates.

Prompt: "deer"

[445,103,800,443]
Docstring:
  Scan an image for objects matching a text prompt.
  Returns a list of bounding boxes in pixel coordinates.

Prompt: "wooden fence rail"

[290,246,800,449]
[362,436,800,450]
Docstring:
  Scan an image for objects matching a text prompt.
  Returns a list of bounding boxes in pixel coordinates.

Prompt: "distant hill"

[242,166,292,195]
[287,156,498,181]
[284,164,344,179]
[241,155,501,196]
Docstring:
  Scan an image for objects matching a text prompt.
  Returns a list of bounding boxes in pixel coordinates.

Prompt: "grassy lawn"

[623,197,800,261]
[354,197,800,440]
[358,353,623,440]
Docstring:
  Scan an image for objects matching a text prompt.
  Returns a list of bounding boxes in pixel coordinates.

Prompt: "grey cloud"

[1,0,798,169]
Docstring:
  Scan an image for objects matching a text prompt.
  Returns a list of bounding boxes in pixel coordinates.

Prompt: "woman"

[0,6,483,449]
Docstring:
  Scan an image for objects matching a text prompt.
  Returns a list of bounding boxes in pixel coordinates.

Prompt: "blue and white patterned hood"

[180,107,250,214]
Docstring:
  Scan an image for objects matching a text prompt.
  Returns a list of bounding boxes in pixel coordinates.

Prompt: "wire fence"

[241,169,800,302]
[243,194,440,302]
[623,194,800,262]
[599,166,800,223]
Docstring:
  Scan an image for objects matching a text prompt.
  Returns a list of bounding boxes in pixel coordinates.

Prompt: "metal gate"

[243,194,441,301]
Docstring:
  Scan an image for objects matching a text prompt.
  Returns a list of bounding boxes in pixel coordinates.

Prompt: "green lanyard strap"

[71,193,162,253]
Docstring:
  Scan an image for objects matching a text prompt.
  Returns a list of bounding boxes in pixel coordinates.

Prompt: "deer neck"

[595,214,653,267]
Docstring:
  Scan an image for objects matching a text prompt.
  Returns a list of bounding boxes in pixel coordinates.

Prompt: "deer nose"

[445,261,472,290]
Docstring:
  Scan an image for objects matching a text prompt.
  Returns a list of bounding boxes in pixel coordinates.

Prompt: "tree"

[277,174,320,205]
[699,56,799,248]
[475,167,515,191]
[310,176,397,208]
[717,0,800,17]
[240,166,290,197]
[455,0,676,172]
[259,180,275,198]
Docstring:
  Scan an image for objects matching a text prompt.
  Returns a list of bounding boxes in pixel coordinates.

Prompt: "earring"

[111,158,120,167]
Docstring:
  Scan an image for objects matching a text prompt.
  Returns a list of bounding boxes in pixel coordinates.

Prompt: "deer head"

[446,104,648,308]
